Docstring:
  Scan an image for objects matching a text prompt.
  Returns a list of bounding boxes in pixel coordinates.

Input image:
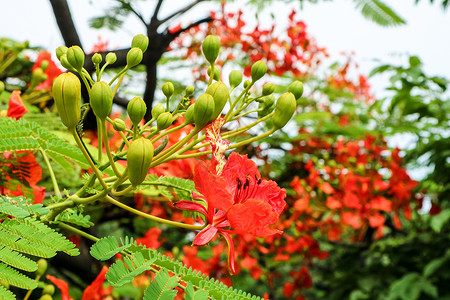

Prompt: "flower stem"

[105,195,204,230]
[56,221,99,243]
[102,121,121,177]
[40,148,62,200]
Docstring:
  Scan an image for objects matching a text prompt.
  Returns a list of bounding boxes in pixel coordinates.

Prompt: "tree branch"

[159,0,206,25]
[119,0,147,26]
[167,16,213,39]
[150,0,164,27]
[48,0,83,48]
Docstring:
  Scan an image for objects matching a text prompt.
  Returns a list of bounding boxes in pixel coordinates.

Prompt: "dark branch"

[159,0,206,25]
[119,0,147,26]
[48,0,83,48]
[167,16,213,39]
[150,0,164,27]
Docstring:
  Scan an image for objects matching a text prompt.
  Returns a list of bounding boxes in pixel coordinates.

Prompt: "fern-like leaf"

[0,195,48,218]
[0,226,56,258]
[143,269,178,300]
[0,262,37,290]
[0,285,15,300]
[57,209,94,228]
[106,252,156,287]
[185,282,209,300]
[0,246,38,272]
[90,236,135,261]
[354,0,406,26]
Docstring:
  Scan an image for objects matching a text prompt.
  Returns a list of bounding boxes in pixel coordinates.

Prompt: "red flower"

[46,275,72,300]
[6,91,28,120]
[32,51,63,91]
[82,266,112,300]
[174,152,286,273]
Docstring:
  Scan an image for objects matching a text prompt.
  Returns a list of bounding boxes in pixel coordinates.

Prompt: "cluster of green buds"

[49,33,302,199]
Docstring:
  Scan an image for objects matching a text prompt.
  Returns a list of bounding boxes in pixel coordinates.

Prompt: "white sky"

[1,0,449,91]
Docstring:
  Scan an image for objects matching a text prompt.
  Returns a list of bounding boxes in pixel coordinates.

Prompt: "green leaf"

[423,253,450,277]
[0,262,37,290]
[185,282,209,300]
[354,0,406,26]
[57,209,94,228]
[389,273,438,300]
[106,252,156,287]
[430,208,450,232]
[90,236,135,261]
[0,246,38,272]
[0,285,15,300]
[143,269,178,300]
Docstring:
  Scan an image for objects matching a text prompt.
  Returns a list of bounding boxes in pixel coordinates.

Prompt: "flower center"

[234,175,262,204]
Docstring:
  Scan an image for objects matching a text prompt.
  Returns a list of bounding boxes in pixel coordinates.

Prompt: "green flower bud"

[202,35,220,64]
[185,85,195,96]
[251,60,267,82]
[112,118,126,131]
[55,46,68,60]
[205,81,229,120]
[126,47,143,68]
[90,81,113,120]
[52,73,81,129]
[273,92,296,129]
[66,46,85,71]
[207,65,221,81]
[162,82,174,98]
[194,94,215,128]
[42,284,55,296]
[127,96,147,126]
[288,80,304,100]
[32,68,45,80]
[258,94,276,118]
[151,103,165,119]
[243,79,251,89]
[59,54,73,70]
[262,82,275,96]
[92,53,102,65]
[157,112,173,130]
[131,34,149,52]
[229,70,243,88]
[105,52,117,64]
[127,137,154,186]
[39,295,53,300]
[184,104,195,124]
[36,259,48,276]
[40,60,49,71]
[0,81,4,94]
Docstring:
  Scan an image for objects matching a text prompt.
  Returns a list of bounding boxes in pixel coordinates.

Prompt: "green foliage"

[90,236,263,299]
[56,209,94,228]
[0,118,89,171]
[144,269,178,300]
[0,262,37,290]
[388,273,438,300]
[354,0,406,26]
[141,175,195,201]
[185,282,209,300]
[0,285,15,300]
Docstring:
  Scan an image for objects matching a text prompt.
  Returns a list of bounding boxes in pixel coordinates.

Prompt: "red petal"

[46,275,72,300]
[82,266,109,300]
[319,182,334,194]
[194,163,233,212]
[220,232,237,275]
[7,91,28,120]
[193,224,218,246]
[173,200,208,217]
[253,179,286,215]
[221,153,260,193]
[368,213,385,228]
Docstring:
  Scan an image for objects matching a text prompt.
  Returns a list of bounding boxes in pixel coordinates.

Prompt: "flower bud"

[202,35,220,64]
[112,118,126,131]
[126,47,143,68]
[194,94,215,128]
[36,259,48,276]
[66,46,85,71]
[251,60,267,82]
[288,80,304,100]
[92,53,102,65]
[207,65,220,81]
[151,103,165,119]
[185,85,195,96]
[262,82,275,96]
[55,46,68,60]
[39,295,53,300]
[90,81,113,120]
[184,104,195,124]
[106,52,117,64]
[59,54,73,70]
[52,73,81,129]
[229,70,243,88]
[127,97,146,126]
[243,79,251,89]
[127,137,154,186]
[157,112,173,130]
[0,81,4,94]
[40,60,49,71]
[42,284,55,296]
[131,34,149,52]
[162,82,174,99]
[205,81,229,120]
[258,94,275,118]
[273,92,296,129]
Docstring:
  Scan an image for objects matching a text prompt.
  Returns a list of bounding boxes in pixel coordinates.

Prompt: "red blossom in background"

[6,91,28,119]
[32,51,63,91]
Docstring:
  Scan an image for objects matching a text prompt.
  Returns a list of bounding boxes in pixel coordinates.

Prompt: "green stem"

[109,67,128,86]
[224,82,254,121]
[112,72,126,98]
[0,53,17,73]
[102,121,121,177]
[71,128,108,190]
[56,222,100,243]
[112,185,135,196]
[40,149,62,200]
[105,195,204,230]
[97,117,103,162]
